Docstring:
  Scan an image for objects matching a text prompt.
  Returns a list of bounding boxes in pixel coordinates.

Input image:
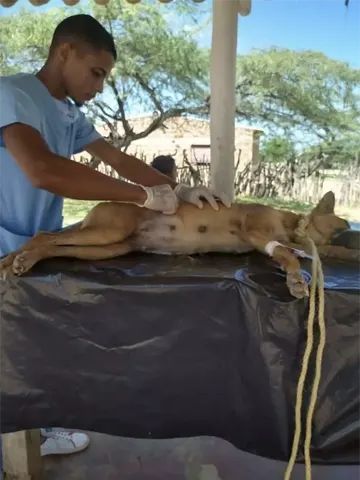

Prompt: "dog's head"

[306,191,358,247]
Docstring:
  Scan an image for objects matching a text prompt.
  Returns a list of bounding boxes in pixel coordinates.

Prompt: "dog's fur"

[0,191,359,298]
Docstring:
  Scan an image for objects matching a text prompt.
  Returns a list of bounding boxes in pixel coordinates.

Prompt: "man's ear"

[311,191,335,215]
[58,42,73,64]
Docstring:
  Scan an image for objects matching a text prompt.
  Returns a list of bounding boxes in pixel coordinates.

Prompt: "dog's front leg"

[283,242,360,262]
[246,233,309,299]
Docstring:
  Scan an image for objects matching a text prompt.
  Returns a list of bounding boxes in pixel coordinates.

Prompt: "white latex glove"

[174,184,231,211]
[138,184,179,215]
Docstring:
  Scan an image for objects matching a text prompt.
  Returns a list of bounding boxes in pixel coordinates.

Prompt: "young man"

[0,14,230,460]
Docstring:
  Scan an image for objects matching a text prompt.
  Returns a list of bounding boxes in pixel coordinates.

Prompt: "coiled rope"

[284,215,326,480]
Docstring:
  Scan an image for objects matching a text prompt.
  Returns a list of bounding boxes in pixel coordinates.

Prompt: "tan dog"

[0,191,358,298]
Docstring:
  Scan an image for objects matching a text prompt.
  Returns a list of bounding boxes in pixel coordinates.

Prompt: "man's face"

[59,43,115,105]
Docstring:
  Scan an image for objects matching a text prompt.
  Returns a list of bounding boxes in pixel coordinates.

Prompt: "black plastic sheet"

[1,252,359,464]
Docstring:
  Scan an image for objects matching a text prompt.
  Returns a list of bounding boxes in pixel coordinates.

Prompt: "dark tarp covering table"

[1,252,359,465]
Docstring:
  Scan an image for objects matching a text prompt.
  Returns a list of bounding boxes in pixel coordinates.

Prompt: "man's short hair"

[151,155,176,176]
[50,14,117,60]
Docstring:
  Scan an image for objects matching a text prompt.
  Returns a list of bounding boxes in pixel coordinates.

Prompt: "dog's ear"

[311,191,335,215]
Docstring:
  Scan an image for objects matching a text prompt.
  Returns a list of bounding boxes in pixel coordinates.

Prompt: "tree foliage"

[235,47,360,143]
[0,0,210,149]
[235,48,360,168]
[261,136,296,164]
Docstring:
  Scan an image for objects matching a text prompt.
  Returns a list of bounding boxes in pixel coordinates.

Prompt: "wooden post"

[210,0,252,200]
[2,430,42,480]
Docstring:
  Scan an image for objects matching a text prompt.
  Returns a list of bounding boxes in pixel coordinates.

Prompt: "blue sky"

[1,0,359,68]
[213,0,358,68]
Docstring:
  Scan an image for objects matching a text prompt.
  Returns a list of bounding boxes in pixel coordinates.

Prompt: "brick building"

[75,115,263,172]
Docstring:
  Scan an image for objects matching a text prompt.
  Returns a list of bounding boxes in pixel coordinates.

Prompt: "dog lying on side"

[0,191,359,298]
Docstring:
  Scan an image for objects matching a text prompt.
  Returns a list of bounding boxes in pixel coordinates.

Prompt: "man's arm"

[85,138,232,210]
[2,124,148,204]
[85,138,177,188]
[72,108,231,210]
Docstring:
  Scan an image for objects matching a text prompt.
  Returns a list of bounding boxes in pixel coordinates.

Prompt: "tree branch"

[106,77,132,137]
[133,72,164,114]
[117,102,207,151]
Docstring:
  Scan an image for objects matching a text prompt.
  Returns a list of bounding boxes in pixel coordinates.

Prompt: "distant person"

[151,155,177,182]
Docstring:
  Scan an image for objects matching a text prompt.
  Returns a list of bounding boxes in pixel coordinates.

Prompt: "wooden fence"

[77,151,360,208]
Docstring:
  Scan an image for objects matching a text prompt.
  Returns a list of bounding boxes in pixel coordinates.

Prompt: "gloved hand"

[137,184,179,215]
[174,184,231,211]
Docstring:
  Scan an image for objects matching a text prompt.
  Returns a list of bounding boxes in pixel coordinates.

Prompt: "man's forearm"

[112,151,178,188]
[35,153,147,204]
[2,126,148,204]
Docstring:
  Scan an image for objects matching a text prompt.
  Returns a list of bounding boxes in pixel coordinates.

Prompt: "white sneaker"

[40,430,90,456]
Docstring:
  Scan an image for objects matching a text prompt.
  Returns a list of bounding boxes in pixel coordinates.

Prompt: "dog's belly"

[132,216,251,255]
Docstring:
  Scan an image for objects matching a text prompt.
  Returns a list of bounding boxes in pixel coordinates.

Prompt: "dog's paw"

[0,255,16,280]
[0,265,15,281]
[286,270,309,299]
[12,251,37,276]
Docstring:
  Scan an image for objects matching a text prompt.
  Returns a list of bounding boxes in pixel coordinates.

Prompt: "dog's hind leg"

[4,204,138,259]
[9,224,136,277]
[0,224,83,276]
[1,204,140,278]
[7,217,138,277]
[245,232,309,299]
[25,223,135,248]
[11,242,133,276]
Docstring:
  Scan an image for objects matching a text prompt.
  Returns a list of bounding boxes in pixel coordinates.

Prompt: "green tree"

[260,136,296,164]
[235,47,360,144]
[0,0,210,151]
[298,134,360,170]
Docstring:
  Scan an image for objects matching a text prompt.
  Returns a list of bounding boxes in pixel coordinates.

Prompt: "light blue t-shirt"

[0,73,102,256]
